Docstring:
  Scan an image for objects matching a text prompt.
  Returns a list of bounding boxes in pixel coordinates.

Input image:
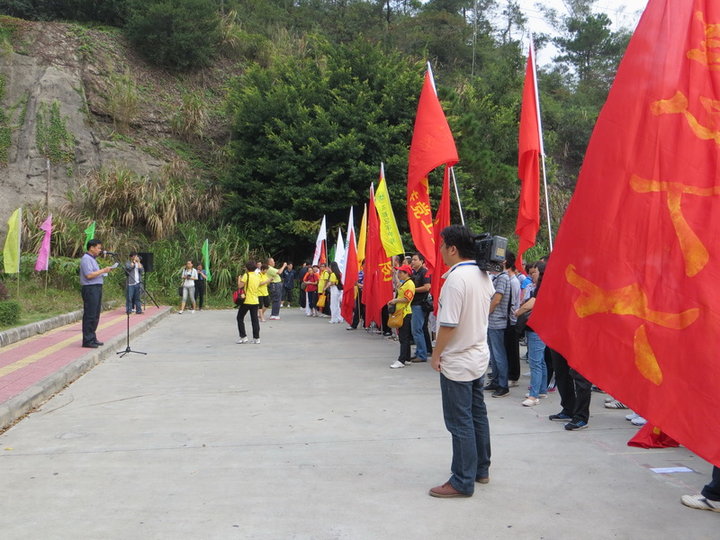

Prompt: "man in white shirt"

[429,225,495,498]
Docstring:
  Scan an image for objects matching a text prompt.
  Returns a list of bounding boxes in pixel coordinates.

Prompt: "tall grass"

[106,70,139,133]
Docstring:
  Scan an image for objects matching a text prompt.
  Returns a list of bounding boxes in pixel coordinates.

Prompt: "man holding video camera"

[429,225,496,498]
[124,251,144,315]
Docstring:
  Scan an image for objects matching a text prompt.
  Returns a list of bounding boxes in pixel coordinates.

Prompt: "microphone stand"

[115,254,147,358]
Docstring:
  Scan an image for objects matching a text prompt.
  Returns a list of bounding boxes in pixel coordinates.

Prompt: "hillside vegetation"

[0,0,631,300]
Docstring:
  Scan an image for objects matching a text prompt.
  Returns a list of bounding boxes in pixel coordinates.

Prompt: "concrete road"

[0,308,716,539]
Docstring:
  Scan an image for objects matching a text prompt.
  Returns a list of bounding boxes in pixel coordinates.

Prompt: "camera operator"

[429,225,495,498]
[124,251,144,315]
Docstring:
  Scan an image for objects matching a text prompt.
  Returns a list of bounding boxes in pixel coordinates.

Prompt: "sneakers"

[236,337,249,344]
[525,392,547,399]
[269,316,280,320]
[428,482,472,498]
[604,399,628,409]
[491,388,510,398]
[508,380,519,388]
[251,338,260,344]
[411,357,428,363]
[346,327,357,331]
[681,495,720,512]
[389,360,406,369]
[484,383,500,392]
[177,310,183,314]
[549,412,573,422]
[475,477,490,484]
[625,412,640,421]
[522,397,540,407]
[564,420,589,431]
[631,416,647,426]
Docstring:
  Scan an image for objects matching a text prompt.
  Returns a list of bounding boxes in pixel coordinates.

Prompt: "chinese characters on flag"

[532,0,720,466]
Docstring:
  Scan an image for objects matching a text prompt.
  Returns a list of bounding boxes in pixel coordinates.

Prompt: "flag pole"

[530,35,554,250]
[17,208,22,299]
[428,62,465,226]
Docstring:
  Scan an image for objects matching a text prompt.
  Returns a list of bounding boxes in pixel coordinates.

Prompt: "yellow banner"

[3,207,21,274]
[357,203,367,265]
[375,175,404,257]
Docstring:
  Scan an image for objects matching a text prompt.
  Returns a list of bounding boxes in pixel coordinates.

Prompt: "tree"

[224,38,422,258]
[125,0,221,70]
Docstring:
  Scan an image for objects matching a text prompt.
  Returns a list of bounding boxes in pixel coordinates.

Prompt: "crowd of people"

[77,236,719,509]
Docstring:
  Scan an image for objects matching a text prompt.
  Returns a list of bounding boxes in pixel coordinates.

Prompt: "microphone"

[102,250,117,256]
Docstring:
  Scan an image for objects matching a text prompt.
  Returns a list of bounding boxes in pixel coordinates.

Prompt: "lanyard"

[449,262,476,274]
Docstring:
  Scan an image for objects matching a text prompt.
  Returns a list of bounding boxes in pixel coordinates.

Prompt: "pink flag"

[34,215,52,272]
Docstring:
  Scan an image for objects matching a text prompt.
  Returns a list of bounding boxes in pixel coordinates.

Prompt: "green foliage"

[106,70,139,132]
[0,300,20,325]
[125,0,221,70]
[170,91,207,142]
[0,0,128,25]
[35,101,75,164]
[0,280,8,300]
[0,74,10,163]
[224,37,422,259]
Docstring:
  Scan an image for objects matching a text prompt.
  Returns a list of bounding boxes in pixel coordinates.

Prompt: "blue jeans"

[487,328,508,389]
[440,374,492,495]
[126,283,142,314]
[527,330,547,397]
[411,305,428,360]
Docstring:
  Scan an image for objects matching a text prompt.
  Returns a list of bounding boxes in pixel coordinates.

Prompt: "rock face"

[0,22,172,236]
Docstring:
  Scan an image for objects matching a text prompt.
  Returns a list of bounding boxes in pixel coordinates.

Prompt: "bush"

[0,280,8,300]
[0,300,20,325]
[0,0,128,26]
[125,0,220,71]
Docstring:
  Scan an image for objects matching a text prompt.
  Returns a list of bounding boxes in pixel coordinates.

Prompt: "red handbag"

[233,288,245,306]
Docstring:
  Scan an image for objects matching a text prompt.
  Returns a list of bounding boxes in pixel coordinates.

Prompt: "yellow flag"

[374,165,404,257]
[3,207,21,274]
[357,203,367,266]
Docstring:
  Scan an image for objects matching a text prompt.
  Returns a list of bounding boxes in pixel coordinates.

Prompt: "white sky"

[515,0,650,64]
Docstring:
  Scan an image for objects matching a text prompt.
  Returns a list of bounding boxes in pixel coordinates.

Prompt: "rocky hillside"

[0,17,231,234]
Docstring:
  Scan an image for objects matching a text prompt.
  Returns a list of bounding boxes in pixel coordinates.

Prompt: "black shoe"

[491,388,510,398]
[346,327,357,331]
[383,332,392,336]
[82,343,99,348]
[93,340,104,346]
[549,412,573,422]
[564,420,589,431]
[484,383,500,392]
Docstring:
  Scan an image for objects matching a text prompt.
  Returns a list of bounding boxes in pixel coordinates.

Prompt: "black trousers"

[550,348,591,422]
[422,309,433,354]
[195,280,206,309]
[505,325,520,382]
[81,284,103,345]
[569,368,592,423]
[283,286,294,304]
[351,290,364,328]
[237,303,260,339]
[381,305,391,334]
[398,314,412,363]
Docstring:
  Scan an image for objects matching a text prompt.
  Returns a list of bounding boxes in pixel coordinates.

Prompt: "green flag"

[201,238,211,282]
[84,221,96,250]
[3,207,21,274]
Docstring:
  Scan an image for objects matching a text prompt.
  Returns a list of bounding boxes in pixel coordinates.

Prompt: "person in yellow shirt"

[317,263,331,317]
[237,261,262,344]
[388,264,415,368]
[257,264,272,322]
[324,261,344,324]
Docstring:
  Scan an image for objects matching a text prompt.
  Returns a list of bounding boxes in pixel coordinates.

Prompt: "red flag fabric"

[362,185,393,328]
[407,71,459,272]
[627,424,680,449]
[515,47,541,270]
[531,0,720,467]
[341,226,359,324]
[431,167,451,313]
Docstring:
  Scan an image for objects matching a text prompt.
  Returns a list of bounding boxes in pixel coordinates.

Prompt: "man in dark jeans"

[79,239,115,348]
[281,263,296,307]
[682,467,720,512]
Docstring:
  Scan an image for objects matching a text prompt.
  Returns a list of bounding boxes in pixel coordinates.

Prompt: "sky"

[514,0,650,64]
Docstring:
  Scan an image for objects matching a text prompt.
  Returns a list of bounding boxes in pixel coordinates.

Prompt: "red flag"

[628,424,680,449]
[341,226,359,324]
[431,167,452,313]
[407,70,459,272]
[516,46,541,270]
[362,185,393,328]
[531,0,720,466]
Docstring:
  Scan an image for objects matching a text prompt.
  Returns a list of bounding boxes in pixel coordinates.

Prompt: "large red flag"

[341,226,359,324]
[407,70,459,273]
[532,0,720,466]
[515,46,541,270]
[362,185,393,328]
[431,167,452,313]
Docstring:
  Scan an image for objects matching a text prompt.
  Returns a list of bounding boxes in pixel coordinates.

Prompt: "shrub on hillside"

[0,280,9,300]
[124,0,220,71]
[0,300,20,326]
[0,0,128,26]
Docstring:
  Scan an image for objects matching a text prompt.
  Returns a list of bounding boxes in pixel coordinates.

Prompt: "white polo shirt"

[437,261,494,381]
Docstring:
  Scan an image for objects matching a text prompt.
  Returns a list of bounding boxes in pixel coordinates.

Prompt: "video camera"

[473,233,507,273]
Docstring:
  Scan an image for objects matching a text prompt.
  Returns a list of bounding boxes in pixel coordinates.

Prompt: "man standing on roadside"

[80,239,115,348]
[410,253,431,362]
[124,251,144,315]
[485,258,512,398]
[429,225,494,498]
[266,257,287,320]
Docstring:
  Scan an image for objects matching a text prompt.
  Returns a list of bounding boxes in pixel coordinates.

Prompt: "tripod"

[116,255,157,358]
